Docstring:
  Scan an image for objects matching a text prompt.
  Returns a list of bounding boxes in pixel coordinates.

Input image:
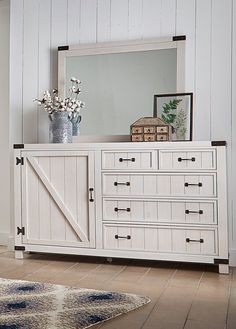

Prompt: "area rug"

[0,278,150,329]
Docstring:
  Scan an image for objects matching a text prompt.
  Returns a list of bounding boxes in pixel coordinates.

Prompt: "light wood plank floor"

[0,246,235,329]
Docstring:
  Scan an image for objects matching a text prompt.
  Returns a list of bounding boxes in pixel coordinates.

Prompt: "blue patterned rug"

[0,278,150,328]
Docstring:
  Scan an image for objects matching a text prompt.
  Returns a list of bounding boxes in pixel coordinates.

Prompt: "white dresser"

[14,139,229,273]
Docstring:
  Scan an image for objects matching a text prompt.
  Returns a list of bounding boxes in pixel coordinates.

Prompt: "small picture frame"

[153,93,193,141]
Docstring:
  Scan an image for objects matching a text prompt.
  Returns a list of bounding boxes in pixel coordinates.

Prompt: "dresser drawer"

[103,224,217,255]
[102,173,216,197]
[131,127,143,134]
[131,135,143,142]
[144,127,155,134]
[156,134,168,141]
[144,134,155,142]
[156,126,168,133]
[159,149,216,170]
[103,199,217,225]
[102,150,156,170]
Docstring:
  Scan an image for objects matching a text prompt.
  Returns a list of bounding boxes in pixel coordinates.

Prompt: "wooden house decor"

[130,117,171,142]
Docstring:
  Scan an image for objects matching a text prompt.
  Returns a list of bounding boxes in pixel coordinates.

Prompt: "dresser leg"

[107,257,113,263]
[219,264,229,274]
[15,251,24,259]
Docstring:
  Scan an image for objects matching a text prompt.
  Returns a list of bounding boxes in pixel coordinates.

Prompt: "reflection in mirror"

[58,38,185,135]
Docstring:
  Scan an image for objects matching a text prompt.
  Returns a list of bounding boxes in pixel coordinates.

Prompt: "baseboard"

[7,235,14,251]
[229,249,236,267]
[0,232,10,246]
[0,233,14,251]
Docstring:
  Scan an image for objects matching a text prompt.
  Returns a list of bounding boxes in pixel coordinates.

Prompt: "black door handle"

[89,188,94,202]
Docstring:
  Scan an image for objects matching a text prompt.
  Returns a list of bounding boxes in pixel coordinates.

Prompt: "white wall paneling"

[9,0,236,264]
[210,0,233,262]
[0,0,10,244]
[38,0,53,143]
[211,0,232,141]
[161,0,176,36]
[176,0,196,94]
[97,0,111,42]
[22,0,39,143]
[128,0,142,40]
[9,0,24,246]
[142,0,162,38]
[51,0,68,88]
[194,0,211,141]
[9,0,24,144]
[110,0,129,41]
[80,0,97,44]
[231,0,236,263]
[67,0,81,45]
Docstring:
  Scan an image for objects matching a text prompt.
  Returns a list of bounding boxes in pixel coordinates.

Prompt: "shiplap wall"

[9,0,236,264]
[0,0,10,244]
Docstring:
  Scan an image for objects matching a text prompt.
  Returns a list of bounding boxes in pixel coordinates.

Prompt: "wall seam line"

[21,0,25,143]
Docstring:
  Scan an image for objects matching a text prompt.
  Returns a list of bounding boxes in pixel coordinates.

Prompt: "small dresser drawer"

[144,134,155,142]
[131,127,143,134]
[156,126,168,133]
[102,173,216,197]
[144,127,155,134]
[159,149,216,170]
[103,224,217,255]
[156,135,168,141]
[131,135,143,142]
[102,150,156,170]
[103,199,217,225]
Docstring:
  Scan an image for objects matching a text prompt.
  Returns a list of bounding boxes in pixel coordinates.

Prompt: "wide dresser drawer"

[102,150,157,170]
[159,149,216,170]
[103,224,217,256]
[103,199,217,225]
[102,173,216,197]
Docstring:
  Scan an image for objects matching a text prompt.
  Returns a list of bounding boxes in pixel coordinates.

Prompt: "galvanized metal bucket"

[49,112,73,143]
[71,114,81,136]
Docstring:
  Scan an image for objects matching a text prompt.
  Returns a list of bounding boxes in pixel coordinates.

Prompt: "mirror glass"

[58,39,185,135]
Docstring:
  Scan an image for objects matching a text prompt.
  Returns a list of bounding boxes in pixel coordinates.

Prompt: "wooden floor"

[0,246,235,329]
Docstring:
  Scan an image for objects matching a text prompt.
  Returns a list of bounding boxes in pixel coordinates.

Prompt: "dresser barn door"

[21,151,95,248]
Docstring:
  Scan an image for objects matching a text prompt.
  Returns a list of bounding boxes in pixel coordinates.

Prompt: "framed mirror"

[58,36,185,136]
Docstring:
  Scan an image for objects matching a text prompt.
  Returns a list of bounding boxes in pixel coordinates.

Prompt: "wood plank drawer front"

[156,126,168,133]
[159,150,216,170]
[144,134,156,142]
[131,127,143,134]
[102,173,216,197]
[102,151,156,170]
[103,225,217,255]
[102,199,216,225]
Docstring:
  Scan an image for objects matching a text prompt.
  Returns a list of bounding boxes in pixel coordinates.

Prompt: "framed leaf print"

[153,93,193,141]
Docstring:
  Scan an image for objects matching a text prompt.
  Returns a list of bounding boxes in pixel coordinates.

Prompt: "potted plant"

[34,77,85,143]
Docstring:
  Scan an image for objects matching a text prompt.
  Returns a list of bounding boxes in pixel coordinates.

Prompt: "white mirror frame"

[58,36,186,98]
